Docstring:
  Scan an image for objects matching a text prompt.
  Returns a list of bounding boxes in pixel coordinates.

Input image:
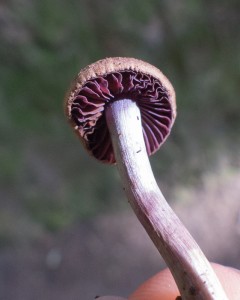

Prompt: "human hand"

[97,264,240,300]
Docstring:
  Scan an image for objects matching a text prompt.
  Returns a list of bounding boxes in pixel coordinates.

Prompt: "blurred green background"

[0,0,240,298]
[1,0,239,236]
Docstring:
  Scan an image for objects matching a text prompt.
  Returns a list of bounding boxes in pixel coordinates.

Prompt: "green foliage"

[1,0,240,240]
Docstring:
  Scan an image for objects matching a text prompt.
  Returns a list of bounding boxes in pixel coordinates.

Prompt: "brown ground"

[1,167,240,300]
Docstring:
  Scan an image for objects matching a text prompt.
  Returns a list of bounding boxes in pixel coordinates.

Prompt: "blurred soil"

[0,168,240,300]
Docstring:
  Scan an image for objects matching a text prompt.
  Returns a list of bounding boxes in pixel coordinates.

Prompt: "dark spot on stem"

[189,286,197,295]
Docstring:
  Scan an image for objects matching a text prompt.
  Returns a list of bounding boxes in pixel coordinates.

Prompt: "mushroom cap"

[64,57,176,164]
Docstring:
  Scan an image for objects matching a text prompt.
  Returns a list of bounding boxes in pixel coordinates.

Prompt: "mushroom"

[64,57,228,300]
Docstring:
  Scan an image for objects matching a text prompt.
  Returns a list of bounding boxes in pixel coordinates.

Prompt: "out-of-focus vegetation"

[1,0,240,242]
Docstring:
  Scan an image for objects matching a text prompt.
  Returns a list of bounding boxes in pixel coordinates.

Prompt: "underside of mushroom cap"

[65,57,176,164]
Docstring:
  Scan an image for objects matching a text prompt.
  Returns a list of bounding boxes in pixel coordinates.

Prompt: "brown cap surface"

[65,57,176,164]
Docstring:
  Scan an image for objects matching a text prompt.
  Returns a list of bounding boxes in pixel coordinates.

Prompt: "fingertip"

[129,268,179,300]
[211,263,240,300]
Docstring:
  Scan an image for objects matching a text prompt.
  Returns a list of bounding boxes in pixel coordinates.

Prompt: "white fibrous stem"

[105,99,228,300]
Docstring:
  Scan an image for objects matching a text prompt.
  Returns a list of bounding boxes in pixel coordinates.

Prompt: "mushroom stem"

[105,99,228,300]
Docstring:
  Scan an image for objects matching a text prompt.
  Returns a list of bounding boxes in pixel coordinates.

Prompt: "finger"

[128,263,240,300]
[129,268,178,300]
[212,263,240,300]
